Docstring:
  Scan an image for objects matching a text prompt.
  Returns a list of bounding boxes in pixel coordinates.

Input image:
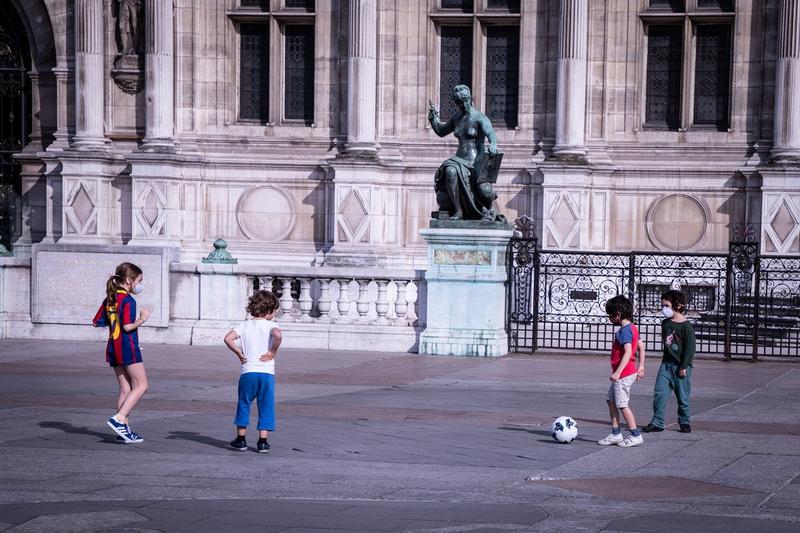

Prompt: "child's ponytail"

[106,275,120,310]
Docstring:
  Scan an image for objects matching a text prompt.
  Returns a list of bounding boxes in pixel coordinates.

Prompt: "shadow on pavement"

[165,431,230,450]
[39,421,118,444]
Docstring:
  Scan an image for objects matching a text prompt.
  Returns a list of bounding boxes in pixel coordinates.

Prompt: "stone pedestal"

[191,263,249,344]
[418,226,512,357]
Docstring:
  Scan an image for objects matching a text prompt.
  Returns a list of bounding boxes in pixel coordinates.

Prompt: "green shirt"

[661,319,696,369]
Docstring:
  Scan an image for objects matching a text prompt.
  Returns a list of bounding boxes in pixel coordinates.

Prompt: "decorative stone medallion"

[646,194,709,251]
[236,185,295,242]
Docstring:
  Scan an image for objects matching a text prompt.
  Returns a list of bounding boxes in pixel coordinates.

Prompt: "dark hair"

[105,262,142,310]
[661,289,687,313]
[247,290,279,317]
[605,295,633,321]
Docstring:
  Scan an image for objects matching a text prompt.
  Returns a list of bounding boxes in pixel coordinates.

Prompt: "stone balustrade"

[244,267,423,327]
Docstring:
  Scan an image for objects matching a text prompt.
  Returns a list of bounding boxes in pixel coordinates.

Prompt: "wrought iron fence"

[506,216,800,359]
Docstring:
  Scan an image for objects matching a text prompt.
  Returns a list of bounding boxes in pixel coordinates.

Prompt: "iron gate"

[506,217,800,359]
[0,3,31,252]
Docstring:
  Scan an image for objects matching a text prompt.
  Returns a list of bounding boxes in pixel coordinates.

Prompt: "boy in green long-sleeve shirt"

[642,289,695,434]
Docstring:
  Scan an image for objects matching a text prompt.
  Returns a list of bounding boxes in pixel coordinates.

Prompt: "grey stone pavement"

[1,339,799,532]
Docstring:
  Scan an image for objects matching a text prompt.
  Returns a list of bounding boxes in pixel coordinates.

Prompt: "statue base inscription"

[418,226,513,357]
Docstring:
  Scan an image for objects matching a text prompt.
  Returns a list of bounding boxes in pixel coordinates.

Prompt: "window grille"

[439,26,473,120]
[441,0,473,12]
[284,25,314,124]
[486,26,519,128]
[285,0,314,10]
[649,0,684,11]
[239,24,269,122]
[697,0,734,11]
[645,25,682,130]
[693,24,731,129]
[487,0,520,12]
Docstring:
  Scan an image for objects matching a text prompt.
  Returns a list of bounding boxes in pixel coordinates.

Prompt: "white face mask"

[132,281,145,294]
[661,306,674,318]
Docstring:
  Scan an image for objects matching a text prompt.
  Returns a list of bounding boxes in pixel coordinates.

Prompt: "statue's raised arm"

[428,85,506,223]
[428,100,454,137]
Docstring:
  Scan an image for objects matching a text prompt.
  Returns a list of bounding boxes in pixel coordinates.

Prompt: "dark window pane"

[694,25,731,129]
[439,26,473,120]
[285,0,314,10]
[487,0,520,12]
[240,23,269,122]
[649,0,684,11]
[486,26,519,128]
[240,0,268,9]
[697,0,734,11]
[645,25,682,130]
[284,25,314,124]
[441,0,473,12]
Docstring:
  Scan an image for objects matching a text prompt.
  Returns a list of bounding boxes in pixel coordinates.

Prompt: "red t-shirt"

[610,322,639,378]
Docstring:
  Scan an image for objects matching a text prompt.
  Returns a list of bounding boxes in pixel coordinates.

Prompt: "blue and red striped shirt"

[93,290,143,366]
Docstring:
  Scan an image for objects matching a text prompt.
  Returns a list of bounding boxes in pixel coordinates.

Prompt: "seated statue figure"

[428,85,505,222]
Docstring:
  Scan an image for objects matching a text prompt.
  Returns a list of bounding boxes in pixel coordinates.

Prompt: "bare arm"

[428,100,455,137]
[637,339,646,379]
[259,328,283,362]
[479,114,499,154]
[224,330,246,364]
[611,343,633,381]
[122,301,150,333]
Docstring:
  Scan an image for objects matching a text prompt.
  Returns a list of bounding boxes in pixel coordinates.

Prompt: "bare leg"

[607,400,620,428]
[113,366,132,414]
[444,167,462,219]
[237,426,247,438]
[115,363,149,421]
[259,430,268,439]
[620,406,638,431]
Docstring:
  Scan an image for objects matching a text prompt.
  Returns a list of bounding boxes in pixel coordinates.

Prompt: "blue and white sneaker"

[125,431,144,443]
[107,416,133,442]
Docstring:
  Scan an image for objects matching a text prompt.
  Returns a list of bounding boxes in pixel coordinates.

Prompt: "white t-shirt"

[233,318,280,375]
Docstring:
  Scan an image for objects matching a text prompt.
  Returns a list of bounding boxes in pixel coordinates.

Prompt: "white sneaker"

[617,434,644,447]
[598,432,624,445]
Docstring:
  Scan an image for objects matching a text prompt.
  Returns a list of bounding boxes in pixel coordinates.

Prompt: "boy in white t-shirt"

[223,290,282,453]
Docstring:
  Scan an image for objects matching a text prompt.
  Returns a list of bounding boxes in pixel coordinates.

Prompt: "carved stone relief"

[646,194,710,251]
[236,186,296,242]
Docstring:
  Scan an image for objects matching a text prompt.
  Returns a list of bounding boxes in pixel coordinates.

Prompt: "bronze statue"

[428,85,505,222]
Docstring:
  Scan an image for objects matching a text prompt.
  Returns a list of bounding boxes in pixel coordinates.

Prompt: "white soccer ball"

[551,416,578,444]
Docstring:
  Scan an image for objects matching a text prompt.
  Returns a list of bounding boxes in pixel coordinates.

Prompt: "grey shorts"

[607,374,637,409]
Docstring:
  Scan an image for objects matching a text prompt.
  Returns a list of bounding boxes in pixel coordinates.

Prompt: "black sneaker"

[257,439,270,454]
[229,437,247,451]
[641,423,664,433]
[680,424,692,433]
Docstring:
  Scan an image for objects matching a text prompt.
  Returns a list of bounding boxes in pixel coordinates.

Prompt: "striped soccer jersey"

[93,289,143,366]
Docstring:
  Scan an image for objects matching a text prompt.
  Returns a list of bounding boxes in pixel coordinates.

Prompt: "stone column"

[142,0,174,151]
[553,0,588,158]
[50,66,70,149]
[72,0,106,149]
[772,0,800,162]
[345,0,377,155]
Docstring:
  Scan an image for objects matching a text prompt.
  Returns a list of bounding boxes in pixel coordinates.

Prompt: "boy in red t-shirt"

[599,295,646,447]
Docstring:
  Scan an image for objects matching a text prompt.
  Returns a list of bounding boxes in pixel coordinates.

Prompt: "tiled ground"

[0,339,799,532]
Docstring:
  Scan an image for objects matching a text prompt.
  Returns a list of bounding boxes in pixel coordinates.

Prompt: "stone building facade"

[0,0,798,348]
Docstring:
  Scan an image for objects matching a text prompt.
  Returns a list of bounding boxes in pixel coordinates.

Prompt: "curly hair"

[452,84,472,106]
[605,295,633,321]
[661,289,687,313]
[247,290,279,318]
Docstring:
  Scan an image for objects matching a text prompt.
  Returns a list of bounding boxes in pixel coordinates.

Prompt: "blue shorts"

[234,372,275,431]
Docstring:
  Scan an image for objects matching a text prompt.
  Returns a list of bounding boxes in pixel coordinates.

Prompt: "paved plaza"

[0,339,799,532]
